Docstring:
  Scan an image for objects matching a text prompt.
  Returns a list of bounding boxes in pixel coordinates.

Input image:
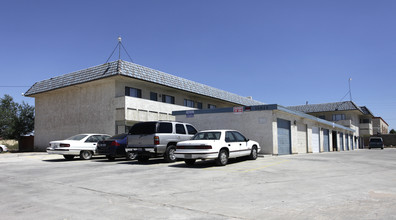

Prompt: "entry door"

[277,119,291,155]
[312,127,320,153]
[345,134,349,150]
[323,129,330,152]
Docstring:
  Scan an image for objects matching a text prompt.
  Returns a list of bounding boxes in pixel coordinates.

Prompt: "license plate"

[185,154,192,159]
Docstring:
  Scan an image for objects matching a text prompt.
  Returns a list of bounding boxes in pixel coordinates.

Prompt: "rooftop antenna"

[349,77,352,101]
[105,36,134,63]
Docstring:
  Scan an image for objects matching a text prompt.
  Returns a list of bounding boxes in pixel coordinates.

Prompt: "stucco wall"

[175,110,274,154]
[33,79,116,151]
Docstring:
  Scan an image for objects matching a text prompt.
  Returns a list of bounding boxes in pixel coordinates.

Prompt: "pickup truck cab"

[125,121,198,162]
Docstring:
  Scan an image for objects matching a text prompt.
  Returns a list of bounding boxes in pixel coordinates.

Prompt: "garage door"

[297,123,307,153]
[345,134,349,150]
[351,136,354,150]
[312,127,320,153]
[277,119,291,155]
[339,133,344,151]
[323,129,330,152]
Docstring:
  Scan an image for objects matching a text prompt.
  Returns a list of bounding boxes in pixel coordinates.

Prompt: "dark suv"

[368,137,384,149]
[125,121,198,163]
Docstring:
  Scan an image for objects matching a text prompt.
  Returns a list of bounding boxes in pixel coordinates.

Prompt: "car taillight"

[197,145,212,149]
[111,141,121,146]
[60,144,70,147]
[176,145,212,149]
[154,136,160,145]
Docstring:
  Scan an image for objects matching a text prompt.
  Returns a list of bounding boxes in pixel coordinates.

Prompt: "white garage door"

[312,127,320,153]
[297,123,307,153]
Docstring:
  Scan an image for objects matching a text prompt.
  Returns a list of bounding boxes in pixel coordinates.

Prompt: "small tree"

[390,129,396,134]
[0,94,34,140]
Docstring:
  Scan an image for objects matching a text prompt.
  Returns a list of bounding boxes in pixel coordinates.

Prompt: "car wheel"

[164,145,177,163]
[107,155,115,161]
[0,148,3,153]
[185,159,196,166]
[215,149,228,166]
[137,155,149,163]
[249,146,258,160]
[63,155,74,160]
[126,152,137,160]
[80,151,93,160]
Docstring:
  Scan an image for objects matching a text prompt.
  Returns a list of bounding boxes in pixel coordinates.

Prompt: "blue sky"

[1,0,395,130]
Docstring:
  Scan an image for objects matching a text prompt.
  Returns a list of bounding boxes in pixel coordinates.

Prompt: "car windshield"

[129,122,157,135]
[66,134,88,141]
[192,132,221,140]
[370,138,382,142]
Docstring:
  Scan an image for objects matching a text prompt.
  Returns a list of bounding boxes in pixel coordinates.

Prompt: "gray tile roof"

[287,101,373,116]
[25,60,263,106]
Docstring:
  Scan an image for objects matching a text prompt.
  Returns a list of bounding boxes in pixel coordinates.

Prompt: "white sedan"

[47,134,111,160]
[175,130,260,166]
[0,144,8,153]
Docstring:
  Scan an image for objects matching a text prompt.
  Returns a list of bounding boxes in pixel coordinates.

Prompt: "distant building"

[288,101,375,137]
[25,60,262,151]
[372,117,389,134]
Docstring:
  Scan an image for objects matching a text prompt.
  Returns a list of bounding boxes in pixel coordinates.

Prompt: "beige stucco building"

[372,117,389,134]
[25,60,263,151]
[174,105,356,155]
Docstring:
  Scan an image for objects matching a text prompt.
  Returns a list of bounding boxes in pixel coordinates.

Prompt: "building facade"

[25,60,263,151]
[372,117,389,134]
[174,105,356,155]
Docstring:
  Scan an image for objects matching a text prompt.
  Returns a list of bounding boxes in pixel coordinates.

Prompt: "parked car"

[125,121,198,163]
[175,130,260,166]
[97,133,137,161]
[369,137,384,149]
[47,134,111,160]
[0,144,8,153]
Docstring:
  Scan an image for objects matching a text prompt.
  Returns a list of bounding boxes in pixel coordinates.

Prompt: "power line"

[0,86,30,87]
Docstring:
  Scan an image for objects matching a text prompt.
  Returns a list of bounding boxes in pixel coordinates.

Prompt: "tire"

[0,148,3,153]
[249,146,258,160]
[126,152,137,160]
[107,155,115,161]
[80,151,93,160]
[164,145,177,163]
[63,155,74,160]
[137,155,149,163]
[185,159,196,166]
[215,149,228,166]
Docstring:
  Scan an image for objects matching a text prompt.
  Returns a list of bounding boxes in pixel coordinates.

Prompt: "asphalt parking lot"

[1,149,396,220]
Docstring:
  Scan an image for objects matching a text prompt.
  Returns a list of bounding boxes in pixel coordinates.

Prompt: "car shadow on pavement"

[42,157,106,162]
[116,158,178,165]
[169,157,249,169]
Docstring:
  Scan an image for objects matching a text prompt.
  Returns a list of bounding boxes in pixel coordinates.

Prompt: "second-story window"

[150,92,158,101]
[208,104,216,109]
[332,114,345,121]
[184,99,195,108]
[162,94,175,104]
[125,87,142,98]
[197,102,203,109]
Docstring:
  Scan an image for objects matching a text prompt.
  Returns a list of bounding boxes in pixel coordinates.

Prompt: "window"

[318,115,325,120]
[332,114,345,121]
[232,131,247,142]
[125,87,142,98]
[162,94,175,104]
[192,132,221,140]
[225,131,236,142]
[175,124,186,134]
[186,125,198,135]
[150,92,158,101]
[360,118,370,124]
[184,99,195,107]
[157,122,173,133]
[208,104,216,109]
[197,102,203,109]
